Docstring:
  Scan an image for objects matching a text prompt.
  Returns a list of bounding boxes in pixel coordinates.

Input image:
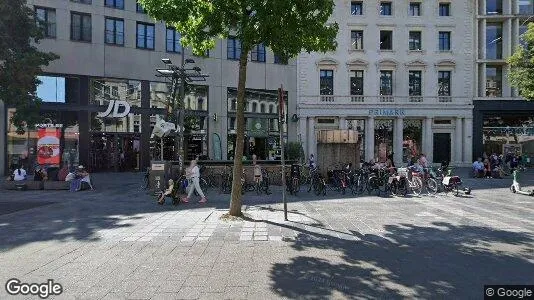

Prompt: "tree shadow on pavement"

[268,220,534,299]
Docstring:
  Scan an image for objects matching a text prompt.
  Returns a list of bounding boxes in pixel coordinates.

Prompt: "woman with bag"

[182,160,207,204]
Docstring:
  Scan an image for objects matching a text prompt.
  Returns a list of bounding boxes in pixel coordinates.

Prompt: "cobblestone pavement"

[0,170,533,299]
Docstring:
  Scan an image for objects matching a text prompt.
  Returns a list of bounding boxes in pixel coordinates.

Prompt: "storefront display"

[482,116,534,161]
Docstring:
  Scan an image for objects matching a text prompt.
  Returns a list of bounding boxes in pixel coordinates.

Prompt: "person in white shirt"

[183,160,207,203]
[13,166,27,181]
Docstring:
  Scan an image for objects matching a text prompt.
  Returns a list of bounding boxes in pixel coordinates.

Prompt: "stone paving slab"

[0,171,533,299]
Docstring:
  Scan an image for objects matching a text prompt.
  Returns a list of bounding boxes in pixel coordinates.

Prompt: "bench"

[3,181,44,190]
[43,181,70,190]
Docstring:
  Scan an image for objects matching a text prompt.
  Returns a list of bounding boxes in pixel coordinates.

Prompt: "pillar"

[307,117,316,159]
[394,117,404,166]
[455,117,463,165]
[424,117,433,163]
[141,80,151,170]
[464,117,473,164]
[299,117,307,157]
[366,116,375,162]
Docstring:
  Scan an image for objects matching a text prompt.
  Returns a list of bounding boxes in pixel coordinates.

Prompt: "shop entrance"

[433,133,451,164]
[90,133,141,172]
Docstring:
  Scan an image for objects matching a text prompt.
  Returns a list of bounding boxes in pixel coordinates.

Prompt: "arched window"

[260,103,265,113]
[252,102,257,112]
[269,104,274,114]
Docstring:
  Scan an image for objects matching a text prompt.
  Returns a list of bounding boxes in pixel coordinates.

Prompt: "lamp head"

[161,58,172,65]
[185,58,195,64]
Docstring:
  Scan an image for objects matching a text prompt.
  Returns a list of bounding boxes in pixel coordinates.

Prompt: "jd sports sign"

[97,100,131,118]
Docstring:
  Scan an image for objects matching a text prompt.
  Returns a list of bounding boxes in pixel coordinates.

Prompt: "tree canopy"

[509,22,534,100]
[0,0,58,132]
[140,0,338,216]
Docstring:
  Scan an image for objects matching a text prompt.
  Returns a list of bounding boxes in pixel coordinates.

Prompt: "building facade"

[297,0,475,167]
[473,0,534,162]
[1,0,297,175]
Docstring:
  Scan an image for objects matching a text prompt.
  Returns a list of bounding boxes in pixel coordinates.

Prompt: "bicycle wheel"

[411,177,423,196]
[256,181,261,195]
[357,176,367,195]
[426,178,438,195]
[293,177,300,195]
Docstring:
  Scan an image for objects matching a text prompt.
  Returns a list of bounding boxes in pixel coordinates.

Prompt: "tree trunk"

[228,49,249,217]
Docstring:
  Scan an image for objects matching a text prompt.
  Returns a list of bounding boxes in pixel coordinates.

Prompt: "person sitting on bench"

[13,165,27,181]
[472,158,485,178]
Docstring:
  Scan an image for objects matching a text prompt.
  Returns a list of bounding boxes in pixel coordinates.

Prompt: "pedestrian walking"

[182,160,207,203]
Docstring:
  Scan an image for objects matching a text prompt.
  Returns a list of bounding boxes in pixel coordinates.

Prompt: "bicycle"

[139,167,150,191]
[399,166,423,196]
[311,168,327,196]
[254,168,271,195]
[367,167,390,196]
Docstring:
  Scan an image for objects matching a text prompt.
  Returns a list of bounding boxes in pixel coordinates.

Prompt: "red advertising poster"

[37,128,61,165]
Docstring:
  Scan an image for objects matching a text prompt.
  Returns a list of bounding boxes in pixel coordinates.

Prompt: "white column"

[339,117,347,130]
[307,117,316,159]
[455,117,464,165]
[424,117,433,163]
[463,118,473,165]
[366,116,375,162]
[299,117,308,157]
[394,117,404,166]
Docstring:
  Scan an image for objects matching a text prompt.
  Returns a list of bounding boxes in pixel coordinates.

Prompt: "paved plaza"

[0,171,533,299]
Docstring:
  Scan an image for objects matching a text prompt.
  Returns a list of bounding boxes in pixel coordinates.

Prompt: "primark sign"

[368,109,406,117]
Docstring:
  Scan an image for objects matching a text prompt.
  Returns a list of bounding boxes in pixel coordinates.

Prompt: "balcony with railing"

[301,95,470,105]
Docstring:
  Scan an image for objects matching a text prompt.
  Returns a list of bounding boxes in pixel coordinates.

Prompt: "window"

[35,7,56,38]
[136,1,146,13]
[260,103,265,113]
[350,70,364,95]
[319,70,334,95]
[71,12,91,42]
[519,0,534,14]
[36,76,65,102]
[486,23,502,59]
[380,2,392,15]
[438,71,451,96]
[351,1,363,15]
[166,28,181,53]
[409,2,421,16]
[438,31,451,51]
[351,30,364,50]
[229,117,236,130]
[137,22,155,49]
[409,71,422,96]
[71,0,91,3]
[251,44,266,62]
[380,71,393,95]
[105,17,124,45]
[439,3,450,16]
[227,37,241,60]
[380,30,392,50]
[520,24,529,48]
[105,0,124,9]
[486,0,502,15]
[274,55,288,64]
[409,31,422,50]
[486,66,502,97]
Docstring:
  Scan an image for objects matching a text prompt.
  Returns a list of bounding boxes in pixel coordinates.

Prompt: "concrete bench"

[43,181,70,190]
[3,181,44,190]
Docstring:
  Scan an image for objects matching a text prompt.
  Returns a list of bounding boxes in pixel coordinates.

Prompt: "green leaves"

[0,0,58,131]
[139,0,338,57]
[509,23,534,100]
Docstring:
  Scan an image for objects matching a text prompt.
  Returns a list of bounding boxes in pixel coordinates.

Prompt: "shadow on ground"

[268,220,534,299]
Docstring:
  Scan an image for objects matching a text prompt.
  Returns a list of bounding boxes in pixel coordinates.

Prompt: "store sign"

[97,100,131,118]
[35,123,63,128]
[37,127,61,165]
[369,109,406,117]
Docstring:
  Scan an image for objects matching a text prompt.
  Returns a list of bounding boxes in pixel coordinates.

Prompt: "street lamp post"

[156,57,208,176]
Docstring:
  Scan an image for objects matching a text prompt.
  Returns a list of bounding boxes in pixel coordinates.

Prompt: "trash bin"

[149,161,171,192]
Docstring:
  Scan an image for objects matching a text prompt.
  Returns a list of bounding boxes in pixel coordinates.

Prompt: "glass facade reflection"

[374,119,393,162]
[226,88,287,160]
[483,116,534,163]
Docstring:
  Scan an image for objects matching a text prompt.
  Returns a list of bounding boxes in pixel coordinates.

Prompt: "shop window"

[347,119,366,162]
[36,75,80,104]
[92,79,142,107]
[149,82,208,111]
[375,119,393,162]
[403,119,422,164]
[7,109,80,170]
[483,116,534,160]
